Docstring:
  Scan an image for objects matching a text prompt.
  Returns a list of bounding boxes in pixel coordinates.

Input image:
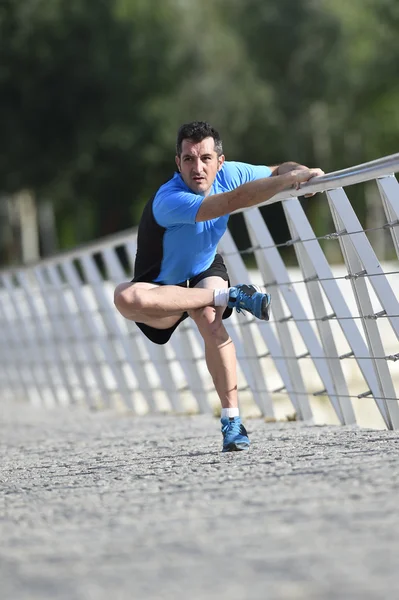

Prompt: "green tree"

[1,0,398,263]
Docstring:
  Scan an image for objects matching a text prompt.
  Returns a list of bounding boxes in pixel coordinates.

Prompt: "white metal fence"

[1,154,399,428]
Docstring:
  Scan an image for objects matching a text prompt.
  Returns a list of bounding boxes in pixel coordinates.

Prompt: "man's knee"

[114,283,144,316]
[190,306,228,344]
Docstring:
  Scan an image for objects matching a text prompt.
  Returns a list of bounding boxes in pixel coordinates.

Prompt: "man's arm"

[195,167,323,222]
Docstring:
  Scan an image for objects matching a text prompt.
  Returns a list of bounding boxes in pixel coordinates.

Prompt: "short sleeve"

[153,188,203,227]
[220,161,272,189]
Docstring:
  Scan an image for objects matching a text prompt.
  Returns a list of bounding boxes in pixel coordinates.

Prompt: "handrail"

[0,224,139,274]
[2,152,398,273]
[234,152,399,213]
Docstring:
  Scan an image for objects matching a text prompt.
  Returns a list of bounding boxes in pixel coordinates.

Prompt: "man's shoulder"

[152,172,202,227]
[221,160,251,172]
[217,161,272,189]
[155,172,183,198]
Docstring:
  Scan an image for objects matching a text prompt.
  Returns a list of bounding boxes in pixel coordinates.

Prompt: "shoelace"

[222,419,242,435]
[234,290,252,314]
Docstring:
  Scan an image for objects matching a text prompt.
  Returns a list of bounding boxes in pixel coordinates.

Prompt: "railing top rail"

[233,151,399,213]
[0,226,139,276]
[2,152,398,274]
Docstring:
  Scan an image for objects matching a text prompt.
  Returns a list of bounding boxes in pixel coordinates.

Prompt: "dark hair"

[176,121,223,156]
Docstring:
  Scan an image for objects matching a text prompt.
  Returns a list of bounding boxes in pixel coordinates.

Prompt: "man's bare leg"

[189,277,238,410]
[114,281,220,325]
[204,318,238,409]
[191,277,250,451]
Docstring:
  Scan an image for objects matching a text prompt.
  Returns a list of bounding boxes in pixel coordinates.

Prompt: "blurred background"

[1,0,398,268]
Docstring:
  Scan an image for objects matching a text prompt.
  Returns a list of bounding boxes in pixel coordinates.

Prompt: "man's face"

[175,137,224,196]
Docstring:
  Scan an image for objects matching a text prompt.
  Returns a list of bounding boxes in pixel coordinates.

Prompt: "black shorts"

[133,254,232,345]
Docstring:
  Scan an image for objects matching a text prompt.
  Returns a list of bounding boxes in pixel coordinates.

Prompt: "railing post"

[327,188,399,429]
[281,199,357,425]
[44,263,99,409]
[377,175,399,260]
[243,208,313,421]
[0,275,43,407]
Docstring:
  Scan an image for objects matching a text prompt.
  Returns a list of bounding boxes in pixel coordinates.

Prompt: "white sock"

[221,407,239,419]
[214,288,231,307]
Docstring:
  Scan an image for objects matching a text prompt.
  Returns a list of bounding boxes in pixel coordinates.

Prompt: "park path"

[1,401,399,600]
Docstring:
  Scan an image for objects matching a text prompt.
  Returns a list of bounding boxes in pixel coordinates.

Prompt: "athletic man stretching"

[114,121,323,452]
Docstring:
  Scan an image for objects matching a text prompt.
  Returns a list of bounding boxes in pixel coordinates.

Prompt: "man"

[114,121,323,452]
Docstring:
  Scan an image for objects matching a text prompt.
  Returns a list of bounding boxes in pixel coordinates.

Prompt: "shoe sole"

[253,286,272,321]
[222,442,250,452]
[261,292,272,321]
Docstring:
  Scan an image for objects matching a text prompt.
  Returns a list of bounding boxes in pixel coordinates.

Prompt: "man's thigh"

[194,276,228,291]
[117,281,183,329]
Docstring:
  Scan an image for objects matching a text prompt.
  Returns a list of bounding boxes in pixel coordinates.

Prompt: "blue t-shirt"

[134,161,272,285]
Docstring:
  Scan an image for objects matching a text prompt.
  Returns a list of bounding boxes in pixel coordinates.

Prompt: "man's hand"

[274,163,324,197]
[289,166,325,197]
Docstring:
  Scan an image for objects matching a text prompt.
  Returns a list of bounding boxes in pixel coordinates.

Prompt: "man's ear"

[217,154,225,171]
[175,155,181,172]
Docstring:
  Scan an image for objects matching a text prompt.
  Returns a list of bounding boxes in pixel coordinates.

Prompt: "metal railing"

[1,154,398,428]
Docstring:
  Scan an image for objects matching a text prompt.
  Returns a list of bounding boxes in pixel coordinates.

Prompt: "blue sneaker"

[221,416,250,452]
[228,284,271,321]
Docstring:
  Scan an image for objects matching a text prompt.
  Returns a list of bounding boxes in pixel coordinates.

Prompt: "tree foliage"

[0,0,398,255]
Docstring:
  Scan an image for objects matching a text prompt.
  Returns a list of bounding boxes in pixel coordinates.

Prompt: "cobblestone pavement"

[1,402,399,600]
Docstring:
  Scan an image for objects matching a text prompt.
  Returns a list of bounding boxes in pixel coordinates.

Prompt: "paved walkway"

[1,402,399,600]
